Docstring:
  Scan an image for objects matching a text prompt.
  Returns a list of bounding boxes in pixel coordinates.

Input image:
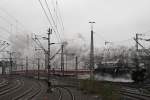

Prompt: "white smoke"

[95,74,133,83]
[8,32,36,70]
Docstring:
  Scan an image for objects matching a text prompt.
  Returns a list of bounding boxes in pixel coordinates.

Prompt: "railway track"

[0,78,9,88]
[118,82,150,100]
[27,81,42,100]
[0,78,6,84]
[55,87,75,100]
[0,76,44,100]
[0,78,23,96]
[120,89,150,100]
[12,80,42,100]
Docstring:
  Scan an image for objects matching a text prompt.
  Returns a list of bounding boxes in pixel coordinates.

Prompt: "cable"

[32,34,46,52]
[38,0,62,43]
[44,0,63,43]
[0,26,25,43]
[96,33,107,42]
[0,7,32,34]
[57,0,64,30]
[0,10,33,51]
[111,38,133,44]
[0,26,11,34]
[0,16,12,25]
[96,33,135,48]
[142,30,150,35]
[0,33,10,43]
[38,0,53,26]
[56,0,65,33]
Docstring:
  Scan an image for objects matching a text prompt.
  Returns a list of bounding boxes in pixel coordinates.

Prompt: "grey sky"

[0,0,150,48]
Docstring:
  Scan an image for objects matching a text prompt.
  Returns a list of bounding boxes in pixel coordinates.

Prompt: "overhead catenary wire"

[0,26,12,41]
[0,26,26,43]
[0,34,10,43]
[0,8,33,52]
[111,38,133,44]
[95,33,135,47]
[57,6,65,32]
[0,26,11,34]
[38,0,53,27]
[44,0,62,43]
[38,0,62,43]
[32,34,46,52]
[0,16,12,25]
[0,7,32,34]
[142,30,150,35]
[55,0,65,33]
[96,33,107,42]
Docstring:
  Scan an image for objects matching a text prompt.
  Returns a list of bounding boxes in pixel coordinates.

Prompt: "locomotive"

[131,67,147,82]
[94,59,148,82]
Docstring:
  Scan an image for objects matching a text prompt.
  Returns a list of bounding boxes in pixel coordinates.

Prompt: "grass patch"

[79,79,121,100]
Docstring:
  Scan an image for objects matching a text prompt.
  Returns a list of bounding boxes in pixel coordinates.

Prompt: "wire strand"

[56,0,65,33]
[0,7,32,34]
[44,0,63,43]
[38,0,62,43]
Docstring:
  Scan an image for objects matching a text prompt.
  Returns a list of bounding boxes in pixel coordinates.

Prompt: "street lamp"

[89,21,95,80]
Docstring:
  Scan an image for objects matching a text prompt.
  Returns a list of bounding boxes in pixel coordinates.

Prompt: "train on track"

[94,59,148,82]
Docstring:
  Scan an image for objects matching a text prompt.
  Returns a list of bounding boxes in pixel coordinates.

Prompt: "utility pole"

[21,59,23,72]
[47,28,52,83]
[37,58,40,80]
[8,52,15,75]
[61,44,64,76]
[135,33,141,70]
[44,51,48,71]
[9,53,13,75]
[26,56,28,76]
[65,55,67,70]
[136,33,139,54]
[2,62,5,75]
[89,21,95,79]
[75,56,78,79]
[15,60,17,72]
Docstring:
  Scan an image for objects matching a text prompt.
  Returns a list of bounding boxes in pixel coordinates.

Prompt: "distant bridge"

[13,69,91,77]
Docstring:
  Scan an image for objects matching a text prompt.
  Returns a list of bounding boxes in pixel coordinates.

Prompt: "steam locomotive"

[95,59,147,82]
[131,67,147,82]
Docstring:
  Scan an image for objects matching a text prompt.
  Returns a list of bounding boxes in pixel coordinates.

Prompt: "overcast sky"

[0,0,150,48]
